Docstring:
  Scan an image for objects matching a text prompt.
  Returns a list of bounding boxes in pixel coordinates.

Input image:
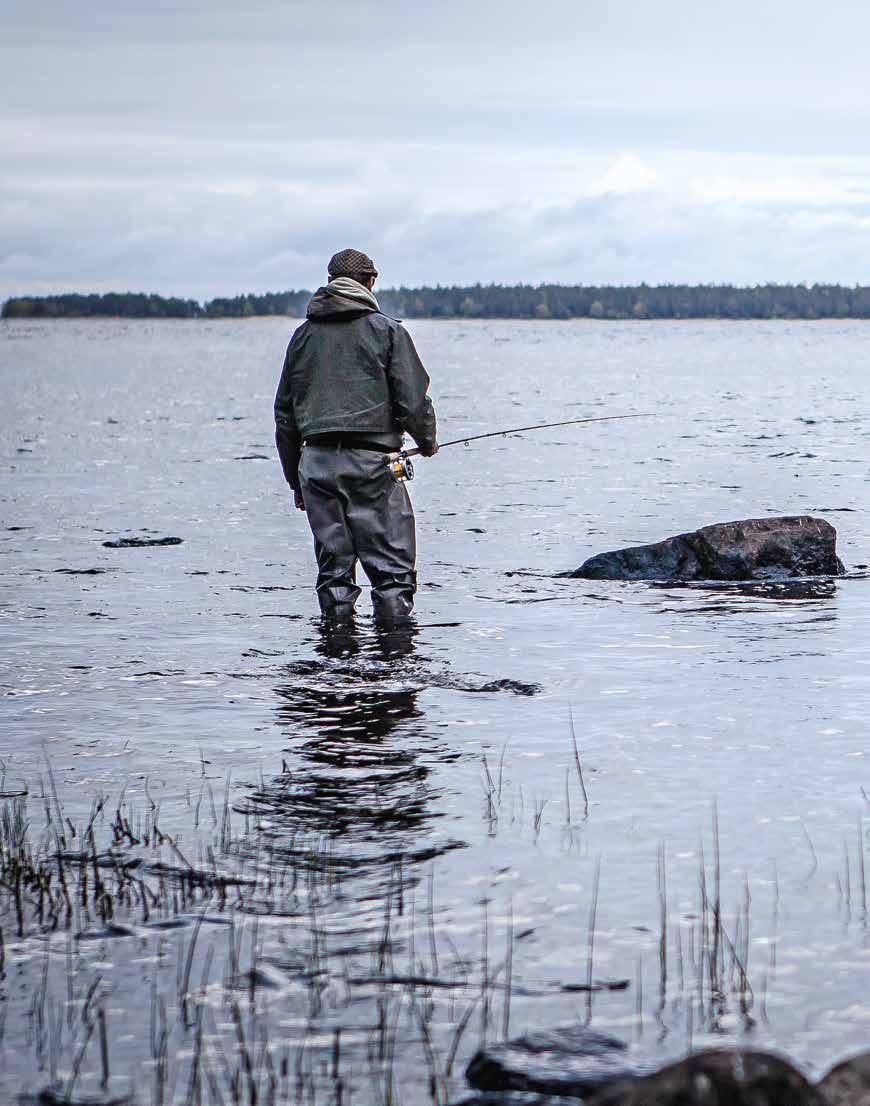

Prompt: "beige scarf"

[328,276,379,311]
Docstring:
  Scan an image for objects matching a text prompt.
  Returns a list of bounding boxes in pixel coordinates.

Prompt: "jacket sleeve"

[274,344,302,491]
[387,324,437,450]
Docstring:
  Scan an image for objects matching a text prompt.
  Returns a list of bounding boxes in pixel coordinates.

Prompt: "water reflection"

[649,578,838,601]
[650,577,840,627]
[239,622,465,879]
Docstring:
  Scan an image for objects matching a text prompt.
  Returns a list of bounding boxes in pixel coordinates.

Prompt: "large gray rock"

[570,516,844,582]
[465,1026,654,1099]
[586,1048,819,1105]
[817,1051,870,1105]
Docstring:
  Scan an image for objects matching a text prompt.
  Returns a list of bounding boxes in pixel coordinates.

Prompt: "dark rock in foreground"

[466,1026,655,1098]
[571,516,844,582]
[586,1048,818,1105]
[460,1026,870,1105]
[818,1051,870,1105]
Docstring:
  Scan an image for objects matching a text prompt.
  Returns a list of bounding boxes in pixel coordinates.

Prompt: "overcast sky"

[3,0,869,298]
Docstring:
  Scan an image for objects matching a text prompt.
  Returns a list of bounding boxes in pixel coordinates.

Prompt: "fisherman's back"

[282,309,403,444]
[273,249,438,626]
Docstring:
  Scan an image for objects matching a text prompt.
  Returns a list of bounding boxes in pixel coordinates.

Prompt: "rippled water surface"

[1,318,869,1103]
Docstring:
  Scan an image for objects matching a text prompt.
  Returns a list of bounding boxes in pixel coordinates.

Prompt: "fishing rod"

[387,412,651,482]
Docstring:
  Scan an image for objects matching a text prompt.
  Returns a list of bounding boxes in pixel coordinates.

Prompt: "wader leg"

[344,453,417,625]
[299,449,361,620]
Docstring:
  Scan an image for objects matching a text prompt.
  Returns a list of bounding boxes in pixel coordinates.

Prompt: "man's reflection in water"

[240,621,464,885]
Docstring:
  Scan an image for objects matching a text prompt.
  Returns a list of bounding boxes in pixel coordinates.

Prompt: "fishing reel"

[387,451,415,483]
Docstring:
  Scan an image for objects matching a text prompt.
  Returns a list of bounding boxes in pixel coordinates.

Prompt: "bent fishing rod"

[387,412,651,482]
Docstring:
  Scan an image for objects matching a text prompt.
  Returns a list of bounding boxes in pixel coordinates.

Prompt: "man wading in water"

[274,249,439,625]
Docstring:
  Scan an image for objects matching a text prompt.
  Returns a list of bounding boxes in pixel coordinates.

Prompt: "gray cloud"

[4,171,869,298]
[3,0,869,298]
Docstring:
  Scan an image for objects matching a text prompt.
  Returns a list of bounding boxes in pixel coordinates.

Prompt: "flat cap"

[327,248,378,280]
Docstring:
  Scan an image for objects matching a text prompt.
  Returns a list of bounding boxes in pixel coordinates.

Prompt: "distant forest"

[4,284,870,320]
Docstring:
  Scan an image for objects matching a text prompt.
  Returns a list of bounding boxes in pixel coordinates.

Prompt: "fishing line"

[388,412,651,481]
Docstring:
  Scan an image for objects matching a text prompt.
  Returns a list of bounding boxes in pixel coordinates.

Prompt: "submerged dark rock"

[586,1048,818,1105]
[474,678,540,696]
[103,536,183,548]
[37,1090,133,1106]
[570,516,844,582]
[451,1094,586,1105]
[466,1026,652,1098]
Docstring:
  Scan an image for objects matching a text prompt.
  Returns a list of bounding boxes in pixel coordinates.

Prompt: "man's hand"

[293,489,306,511]
[419,440,439,458]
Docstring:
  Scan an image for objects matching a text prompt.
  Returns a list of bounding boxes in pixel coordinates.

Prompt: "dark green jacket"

[274,284,437,489]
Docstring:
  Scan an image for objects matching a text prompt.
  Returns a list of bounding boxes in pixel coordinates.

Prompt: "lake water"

[1,318,868,1104]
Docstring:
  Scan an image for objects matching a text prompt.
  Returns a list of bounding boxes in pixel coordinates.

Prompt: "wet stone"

[586,1048,819,1106]
[466,1026,652,1099]
[817,1051,870,1106]
[569,516,844,582]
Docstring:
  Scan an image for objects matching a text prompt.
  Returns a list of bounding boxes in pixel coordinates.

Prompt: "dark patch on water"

[559,978,631,993]
[76,923,137,941]
[144,913,232,930]
[130,669,184,677]
[475,593,562,605]
[103,536,183,548]
[230,584,294,592]
[55,568,113,575]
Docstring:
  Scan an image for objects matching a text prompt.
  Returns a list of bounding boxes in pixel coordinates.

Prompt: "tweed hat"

[327,248,378,280]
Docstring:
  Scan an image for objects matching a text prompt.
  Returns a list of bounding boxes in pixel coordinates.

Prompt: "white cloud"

[588,154,661,197]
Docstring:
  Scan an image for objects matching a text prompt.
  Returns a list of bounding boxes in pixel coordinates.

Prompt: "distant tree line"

[0,289,311,319]
[202,290,311,318]
[377,283,870,320]
[1,292,203,319]
[4,283,870,320]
